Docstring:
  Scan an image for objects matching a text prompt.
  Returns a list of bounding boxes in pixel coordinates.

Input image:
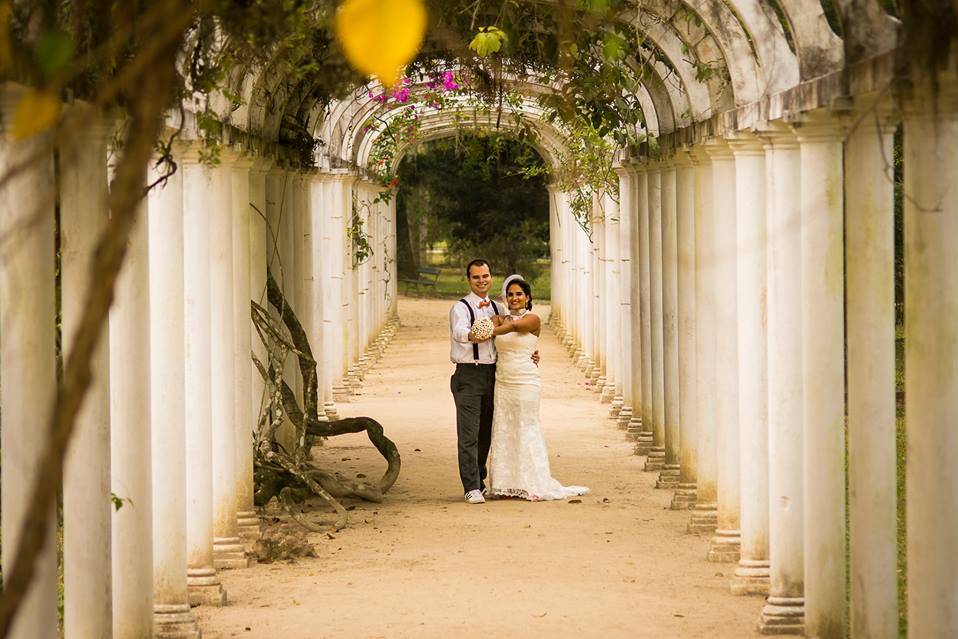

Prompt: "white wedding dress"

[489,327,589,501]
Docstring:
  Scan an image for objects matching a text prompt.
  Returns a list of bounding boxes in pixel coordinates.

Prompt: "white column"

[316,174,339,419]
[759,128,805,635]
[306,174,332,421]
[672,151,698,510]
[646,166,666,471]
[636,168,654,454]
[706,140,741,563]
[148,153,200,637]
[250,159,271,438]
[182,154,226,606]
[657,161,680,488]
[329,174,352,396]
[845,112,897,638]
[688,146,717,533]
[343,177,361,388]
[591,198,606,391]
[232,157,260,544]
[580,211,596,375]
[108,173,154,636]
[903,84,958,639]
[286,172,304,409]
[603,191,621,407]
[549,187,561,325]
[615,168,634,429]
[796,115,847,637]
[729,134,770,594]
[268,168,297,451]
[0,85,58,639]
[210,159,247,570]
[306,173,329,422]
[60,111,113,639]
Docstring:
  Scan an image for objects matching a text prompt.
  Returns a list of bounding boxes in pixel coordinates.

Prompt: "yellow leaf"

[335,0,427,89]
[0,2,12,73]
[11,89,60,140]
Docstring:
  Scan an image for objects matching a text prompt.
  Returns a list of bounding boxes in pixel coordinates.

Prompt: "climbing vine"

[347,194,374,266]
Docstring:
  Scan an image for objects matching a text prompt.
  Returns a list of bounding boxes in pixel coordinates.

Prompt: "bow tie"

[478,299,491,309]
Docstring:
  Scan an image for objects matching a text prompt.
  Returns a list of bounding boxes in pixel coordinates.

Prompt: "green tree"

[396,131,550,277]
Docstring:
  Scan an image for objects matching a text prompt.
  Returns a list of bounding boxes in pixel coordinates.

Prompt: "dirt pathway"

[197,297,763,638]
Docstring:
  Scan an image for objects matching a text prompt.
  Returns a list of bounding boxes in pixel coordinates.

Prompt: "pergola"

[0,3,953,638]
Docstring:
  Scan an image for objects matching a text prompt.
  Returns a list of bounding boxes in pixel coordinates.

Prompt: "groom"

[449,259,537,504]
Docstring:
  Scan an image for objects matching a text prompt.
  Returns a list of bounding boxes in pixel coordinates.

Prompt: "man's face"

[467,263,492,297]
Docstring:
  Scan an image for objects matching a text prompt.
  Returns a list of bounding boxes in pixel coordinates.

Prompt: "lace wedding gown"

[489,328,589,501]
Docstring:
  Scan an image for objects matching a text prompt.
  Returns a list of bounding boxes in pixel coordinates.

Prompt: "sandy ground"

[196,296,764,638]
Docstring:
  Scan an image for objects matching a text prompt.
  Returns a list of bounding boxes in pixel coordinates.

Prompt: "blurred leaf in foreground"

[335,0,426,89]
[11,89,60,140]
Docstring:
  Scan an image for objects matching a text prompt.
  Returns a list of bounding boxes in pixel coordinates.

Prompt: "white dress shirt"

[449,292,500,364]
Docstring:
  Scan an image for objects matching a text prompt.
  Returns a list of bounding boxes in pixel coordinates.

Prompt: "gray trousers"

[451,363,496,493]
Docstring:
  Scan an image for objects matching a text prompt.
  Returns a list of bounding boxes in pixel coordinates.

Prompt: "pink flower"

[393,87,411,103]
[442,71,459,91]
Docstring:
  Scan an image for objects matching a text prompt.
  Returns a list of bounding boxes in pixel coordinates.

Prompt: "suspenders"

[459,298,499,363]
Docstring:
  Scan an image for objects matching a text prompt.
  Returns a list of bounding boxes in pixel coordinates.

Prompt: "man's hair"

[465,258,491,278]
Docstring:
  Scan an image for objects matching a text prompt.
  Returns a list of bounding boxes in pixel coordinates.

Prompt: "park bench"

[400,266,441,294]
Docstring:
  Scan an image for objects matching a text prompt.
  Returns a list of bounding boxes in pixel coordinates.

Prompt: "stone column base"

[644,447,665,471]
[758,596,804,635]
[687,503,717,533]
[213,537,250,570]
[670,483,697,510]
[154,603,201,639]
[634,431,653,455]
[332,382,351,401]
[707,529,741,562]
[594,374,607,394]
[626,417,643,440]
[600,381,615,402]
[616,406,633,429]
[237,512,261,550]
[323,401,339,420]
[610,395,623,416]
[655,464,680,488]
[187,567,227,606]
[731,559,770,595]
[590,369,602,387]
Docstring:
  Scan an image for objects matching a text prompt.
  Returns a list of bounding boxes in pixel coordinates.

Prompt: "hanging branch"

[250,269,401,531]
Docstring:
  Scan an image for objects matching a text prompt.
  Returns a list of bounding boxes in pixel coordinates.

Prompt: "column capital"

[757,121,799,150]
[671,147,695,168]
[249,155,274,175]
[174,140,210,165]
[688,143,712,165]
[61,100,113,143]
[219,146,256,169]
[726,131,765,156]
[790,109,849,143]
[703,137,735,161]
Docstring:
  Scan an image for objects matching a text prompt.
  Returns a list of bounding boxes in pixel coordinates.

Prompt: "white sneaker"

[464,489,486,504]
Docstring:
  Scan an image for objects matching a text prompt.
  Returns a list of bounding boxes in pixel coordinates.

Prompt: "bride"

[478,274,589,501]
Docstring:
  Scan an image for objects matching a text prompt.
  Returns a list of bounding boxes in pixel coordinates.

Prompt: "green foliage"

[348,196,374,266]
[469,26,507,57]
[548,119,619,236]
[396,131,549,278]
[110,492,132,512]
[33,31,73,78]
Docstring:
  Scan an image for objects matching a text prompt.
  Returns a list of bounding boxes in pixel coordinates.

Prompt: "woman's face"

[506,283,528,311]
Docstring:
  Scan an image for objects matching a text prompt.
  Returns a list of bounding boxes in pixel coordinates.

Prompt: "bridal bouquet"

[471,316,494,341]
